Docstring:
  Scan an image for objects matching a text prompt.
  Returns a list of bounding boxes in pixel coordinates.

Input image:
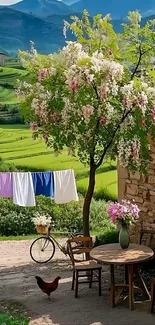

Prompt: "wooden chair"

[139,229,155,313]
[67,236,102,298]
[150,278,155,313]
[139,229,155,247]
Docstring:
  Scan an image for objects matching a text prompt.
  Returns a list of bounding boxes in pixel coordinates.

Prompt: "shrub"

[94,229,119,247]
[0,212,35,236]
[0,196,114,236]
[90,198,114,232]
[52,199,83,232]
[0,157,18,171]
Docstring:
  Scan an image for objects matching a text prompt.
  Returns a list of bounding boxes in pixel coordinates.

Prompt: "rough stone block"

[129,171,141,180]
[133,196,143,204]
[126,180,131,184]
[148,169,155,175]
[150,196,155,203]
[125,194,135,201]
[126,184,138,196]
[148,176,155,184]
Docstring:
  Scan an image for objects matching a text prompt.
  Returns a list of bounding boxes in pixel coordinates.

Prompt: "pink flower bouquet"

[107,200,140,225]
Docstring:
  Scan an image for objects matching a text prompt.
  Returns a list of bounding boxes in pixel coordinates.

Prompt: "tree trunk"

[83,166,96,236]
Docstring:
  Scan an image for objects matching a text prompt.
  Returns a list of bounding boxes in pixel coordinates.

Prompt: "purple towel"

[0,172,13,197]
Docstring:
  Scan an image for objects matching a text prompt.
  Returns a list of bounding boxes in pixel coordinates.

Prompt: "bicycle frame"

[50,234,68,255]
[43,228,69,255]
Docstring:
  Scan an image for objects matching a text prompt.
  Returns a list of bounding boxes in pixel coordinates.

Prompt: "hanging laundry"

[0,172,13,197]
[31,172,54,197]
[13,172,36,207]
[53,169,78,204]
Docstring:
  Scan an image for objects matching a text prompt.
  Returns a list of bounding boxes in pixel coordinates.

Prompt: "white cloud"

[0,0,21,5]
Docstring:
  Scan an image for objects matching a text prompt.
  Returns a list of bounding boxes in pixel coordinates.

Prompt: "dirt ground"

[0,239,155,325]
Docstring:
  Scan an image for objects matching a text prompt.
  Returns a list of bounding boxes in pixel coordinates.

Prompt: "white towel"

[13,172,36,207]
[54,169,78,204]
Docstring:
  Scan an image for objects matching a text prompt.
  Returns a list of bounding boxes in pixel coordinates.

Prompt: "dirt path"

[0,239,155,325]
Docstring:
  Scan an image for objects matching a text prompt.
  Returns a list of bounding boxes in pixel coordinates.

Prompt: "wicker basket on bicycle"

[36,225,48,234]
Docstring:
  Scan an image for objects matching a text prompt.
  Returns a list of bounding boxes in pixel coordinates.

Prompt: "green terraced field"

[0,67,27,86]
[0,125,118,199]
[0,86,19,104]
[0,65,28,105]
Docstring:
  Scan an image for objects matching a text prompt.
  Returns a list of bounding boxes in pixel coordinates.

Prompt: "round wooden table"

[90,243,154,310]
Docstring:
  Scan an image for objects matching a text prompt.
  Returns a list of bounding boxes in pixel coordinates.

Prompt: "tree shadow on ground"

[0,259,155,325]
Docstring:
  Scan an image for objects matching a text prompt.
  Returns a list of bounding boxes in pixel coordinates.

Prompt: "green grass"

[0,86,19,104]
[0,125,118,199]
[0,314,29,325]
[0,234,38,241]
[5,57,24,69]
[0,67,27,86]
[0,65,27,105]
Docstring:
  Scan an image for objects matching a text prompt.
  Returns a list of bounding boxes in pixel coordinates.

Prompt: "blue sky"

[0,0,21,4]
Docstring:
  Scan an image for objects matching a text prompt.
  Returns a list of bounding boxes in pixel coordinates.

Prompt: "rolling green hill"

[0,65,27,105]
[0,125,117,199]
[0,60,27,122]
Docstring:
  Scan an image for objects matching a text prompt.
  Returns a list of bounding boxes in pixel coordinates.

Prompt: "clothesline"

[0,169,78,207]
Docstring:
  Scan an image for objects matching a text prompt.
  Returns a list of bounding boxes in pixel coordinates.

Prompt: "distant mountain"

[1,5,155,57]
[10,0,73,17]
[62,0,80,5]
[0,8,66,55]
[47,12,81,26]
[0,48,9,56]
[71,0,155,19]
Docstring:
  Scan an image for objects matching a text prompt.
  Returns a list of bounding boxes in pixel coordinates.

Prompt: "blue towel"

[31,172,54,198]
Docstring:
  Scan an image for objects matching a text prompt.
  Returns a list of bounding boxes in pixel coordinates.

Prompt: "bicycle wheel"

[30,236,55,263]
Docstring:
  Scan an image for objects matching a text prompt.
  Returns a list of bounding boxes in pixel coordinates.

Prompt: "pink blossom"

[151,106,155,114]
[132,97,139,107]
[99,85,107,99]
[99,117,106,125]
[122,96,128,107]
[141,120,145,126]
[108,49,113,55]
[82,105,94,123]
[69,79,78,94]
[50,112,59,123]
[151,107,155,123]
[39,69,49,81]
[140,93,148,106]
[30,122,38,131]
[107,200,139,224]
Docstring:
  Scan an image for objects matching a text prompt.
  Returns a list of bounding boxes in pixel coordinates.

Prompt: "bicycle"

[30,224,83,263]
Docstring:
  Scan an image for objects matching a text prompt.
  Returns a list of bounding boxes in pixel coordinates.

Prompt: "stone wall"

[118,140,155,248]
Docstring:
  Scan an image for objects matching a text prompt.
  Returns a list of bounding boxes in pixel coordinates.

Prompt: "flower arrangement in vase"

[107,200,140,249]
[32,213,52,234]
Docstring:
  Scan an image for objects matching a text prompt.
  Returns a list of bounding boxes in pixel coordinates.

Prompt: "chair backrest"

[67,236,93,266]
[139,229,155,248]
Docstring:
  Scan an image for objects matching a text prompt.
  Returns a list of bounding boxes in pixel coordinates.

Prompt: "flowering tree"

[17,11,155,236]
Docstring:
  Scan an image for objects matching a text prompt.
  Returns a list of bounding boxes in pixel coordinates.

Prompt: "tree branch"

[95,108,131,169]
[90,81,100,162]
[131,44,154,80]
[131,44,142,80]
